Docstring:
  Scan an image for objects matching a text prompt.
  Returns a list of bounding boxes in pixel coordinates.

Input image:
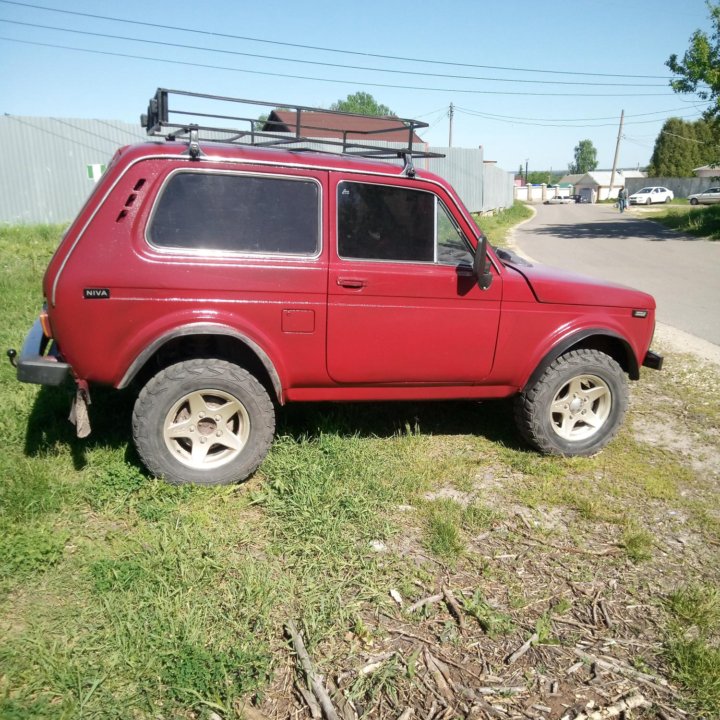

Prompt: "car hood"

[497,250,655,308]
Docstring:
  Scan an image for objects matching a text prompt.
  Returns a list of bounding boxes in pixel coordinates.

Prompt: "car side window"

[337,182,434,262]
[337,181,473,266]
[148,171,320,255]
[436,202,474,266]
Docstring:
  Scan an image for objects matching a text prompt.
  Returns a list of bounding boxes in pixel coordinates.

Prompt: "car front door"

[326,176,502,384]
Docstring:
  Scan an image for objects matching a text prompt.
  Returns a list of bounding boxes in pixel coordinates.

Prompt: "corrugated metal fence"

[0,116,513,224]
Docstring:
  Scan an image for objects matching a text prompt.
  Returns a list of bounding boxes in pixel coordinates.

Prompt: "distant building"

[262,110,425,145]
[693,165,719,178]
[569,170,647,202]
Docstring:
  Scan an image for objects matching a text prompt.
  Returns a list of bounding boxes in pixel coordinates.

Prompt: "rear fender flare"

[117,322,283,400]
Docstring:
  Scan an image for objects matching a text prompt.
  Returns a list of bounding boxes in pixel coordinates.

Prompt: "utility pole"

[609,109,625,196]
[448,102,454,148]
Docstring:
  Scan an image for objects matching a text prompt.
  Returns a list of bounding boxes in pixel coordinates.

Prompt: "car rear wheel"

[132,359,275,485]
[665,196,672,204]
[690,198,699,205]
[514,349,628,457]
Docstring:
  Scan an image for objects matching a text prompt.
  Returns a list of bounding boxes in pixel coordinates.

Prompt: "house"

[261,109,425,145]
[693,165,719,178]
[572,170,646,202]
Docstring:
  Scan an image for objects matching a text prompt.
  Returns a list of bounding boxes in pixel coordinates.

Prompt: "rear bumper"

[16,318,71,386]
[642,349,663,371]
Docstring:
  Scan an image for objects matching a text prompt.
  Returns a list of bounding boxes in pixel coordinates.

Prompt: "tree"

[568,140,598,174]
[647,118,715,176]
[526,170,562,185]
[330,92,394,116]
[666,2,720,119]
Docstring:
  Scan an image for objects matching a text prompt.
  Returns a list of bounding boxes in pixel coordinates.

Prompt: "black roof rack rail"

[141,89,445,163]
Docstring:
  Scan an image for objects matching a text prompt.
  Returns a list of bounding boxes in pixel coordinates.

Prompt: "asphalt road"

[510,203,720,346]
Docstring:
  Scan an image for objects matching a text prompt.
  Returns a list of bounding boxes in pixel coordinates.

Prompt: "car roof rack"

[141,89,444,167]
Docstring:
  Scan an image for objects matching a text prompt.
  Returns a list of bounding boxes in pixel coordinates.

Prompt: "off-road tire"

[514,349,628,457]
[132,359,275,485]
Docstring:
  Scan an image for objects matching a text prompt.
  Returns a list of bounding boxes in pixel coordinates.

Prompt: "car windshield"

[637,189,651,194]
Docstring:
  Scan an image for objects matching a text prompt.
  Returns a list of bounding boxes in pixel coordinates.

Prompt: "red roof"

[262,110,425,145]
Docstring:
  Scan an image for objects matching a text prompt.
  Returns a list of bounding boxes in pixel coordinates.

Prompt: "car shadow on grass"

[24,385,138,471]
[23,386,526,474]
[276,398,523,449]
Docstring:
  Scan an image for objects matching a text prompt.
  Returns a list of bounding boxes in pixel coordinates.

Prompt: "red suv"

[11,90,662,485]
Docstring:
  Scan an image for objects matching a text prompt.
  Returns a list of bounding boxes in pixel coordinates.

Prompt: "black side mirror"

[473,235,493,290]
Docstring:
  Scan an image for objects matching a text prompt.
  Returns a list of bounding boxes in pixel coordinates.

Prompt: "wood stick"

[505,632,538,665]
[442,586,466,629]
[573,649,672,694]
[407,593,443,613]
[567,693,646,720]
[286,621,340,720]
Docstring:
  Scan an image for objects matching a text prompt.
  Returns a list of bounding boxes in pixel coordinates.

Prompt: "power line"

[0,19,672,88]
[0,36,681,98]
[454,106,703,128]
[0,0,681,81]
[454,104,707,123]
[3,114,113,154]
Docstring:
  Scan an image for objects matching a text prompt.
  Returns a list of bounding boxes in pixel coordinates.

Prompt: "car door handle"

[337,277,366,289]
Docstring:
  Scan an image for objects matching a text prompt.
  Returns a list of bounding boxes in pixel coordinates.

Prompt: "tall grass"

[650,204,720,239]
[473,201,533,247]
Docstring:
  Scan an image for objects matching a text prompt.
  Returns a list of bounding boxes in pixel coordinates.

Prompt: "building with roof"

[262,109,425,145]
[571,170,647,202]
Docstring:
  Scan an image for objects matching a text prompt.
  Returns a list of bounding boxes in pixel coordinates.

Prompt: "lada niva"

[10,90,662,485]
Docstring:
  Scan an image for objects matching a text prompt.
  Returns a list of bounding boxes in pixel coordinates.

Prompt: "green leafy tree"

[568,140,598,174]
[666,2,720,119]
[330,92,394,116]
[527,171,562,185]
[647,118,715,176]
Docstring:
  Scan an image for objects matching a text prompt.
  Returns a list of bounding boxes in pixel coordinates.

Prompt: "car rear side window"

[148,171,320,255]
[337,182,435,262]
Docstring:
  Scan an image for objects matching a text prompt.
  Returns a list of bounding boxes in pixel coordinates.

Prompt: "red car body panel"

[40,141,657,405]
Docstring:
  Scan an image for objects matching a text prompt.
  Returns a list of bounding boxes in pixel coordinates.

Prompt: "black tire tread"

[514,349,627,457]
[132,359,275,485]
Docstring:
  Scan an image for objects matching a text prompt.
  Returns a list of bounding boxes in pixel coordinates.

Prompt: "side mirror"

[473,235,493,290]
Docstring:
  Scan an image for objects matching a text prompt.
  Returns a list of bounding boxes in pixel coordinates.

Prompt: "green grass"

[1,224,718,717]
[648,203,720,239]
[663,584,720,715]
[473,201,533,247]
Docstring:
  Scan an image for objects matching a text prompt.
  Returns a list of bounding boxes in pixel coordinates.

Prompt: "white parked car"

[687,187,720,205]
[628,186,674,205]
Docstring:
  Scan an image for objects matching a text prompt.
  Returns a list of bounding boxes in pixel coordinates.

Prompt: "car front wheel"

[132,359,276,485]
[690,198,699,205]
[514,349,628,457]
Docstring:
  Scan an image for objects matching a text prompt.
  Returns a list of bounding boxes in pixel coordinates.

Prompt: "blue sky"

[0,0,713,174]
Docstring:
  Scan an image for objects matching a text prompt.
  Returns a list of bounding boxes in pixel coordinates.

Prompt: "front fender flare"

[522,328,638,393]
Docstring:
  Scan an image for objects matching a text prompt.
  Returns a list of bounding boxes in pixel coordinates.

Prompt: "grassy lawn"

[473,201,533,247]
[1,224,719,719]
[635,203,720,240]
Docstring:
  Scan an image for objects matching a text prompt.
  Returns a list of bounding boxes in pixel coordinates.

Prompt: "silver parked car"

[687,187,720,205]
